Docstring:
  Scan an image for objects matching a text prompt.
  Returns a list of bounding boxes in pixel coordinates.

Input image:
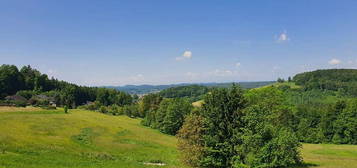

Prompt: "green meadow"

[0,107,186,168]
[0,107,356,168]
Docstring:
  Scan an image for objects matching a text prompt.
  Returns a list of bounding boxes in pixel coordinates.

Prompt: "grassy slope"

[1,107,356,168]
[0,107,186,168]
[301,144,357,168]
[262,82,302,89]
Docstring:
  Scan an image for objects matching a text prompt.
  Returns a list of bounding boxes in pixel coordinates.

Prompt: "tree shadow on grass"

[292,162,319,168]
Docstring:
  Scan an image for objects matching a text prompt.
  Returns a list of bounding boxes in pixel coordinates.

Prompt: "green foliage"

[16,90,36,100]
[331,99,357,144]
[160,99,192,135]
[293,69,357,96]
[77,101,101,111]
[277,78,285,83]
[200,85,246,168]
[0,100,27,107]
[0,65,25,98]
[254,129,301,168]
[278,84,357,144]
[99,106,108,113]
[240,87,301,167]
[270,80,357,145]
[64,105,68,114]
[159,85,209,102]
[106,104,121,115]
[139,93,163,118]
[178,86,302,168]
[0,64,133,108]
[142,98,193,135]
[61,85,76,108]
[13,100,27,107]
[123,104,140,118]
[177,111,205,167]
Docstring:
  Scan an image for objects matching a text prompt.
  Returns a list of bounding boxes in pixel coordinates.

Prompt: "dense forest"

[1,64,357,168]
[293,69,357,96]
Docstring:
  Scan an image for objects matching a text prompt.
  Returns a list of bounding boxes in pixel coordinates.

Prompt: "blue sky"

[1,0,357,86]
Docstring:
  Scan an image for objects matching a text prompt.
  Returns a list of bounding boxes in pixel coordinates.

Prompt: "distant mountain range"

[105,81,275,95]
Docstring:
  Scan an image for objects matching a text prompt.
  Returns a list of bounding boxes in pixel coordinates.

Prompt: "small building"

[34,95,57,107]
[5,95,27,102]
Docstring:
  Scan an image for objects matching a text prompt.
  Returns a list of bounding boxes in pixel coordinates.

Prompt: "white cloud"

[176,51,192,61]
[183,51,192,59]
[276,31,289,43]
[328,59,342,65]
[236,62,241,67]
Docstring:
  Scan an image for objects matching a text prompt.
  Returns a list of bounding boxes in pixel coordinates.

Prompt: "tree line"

[0,64,133,108]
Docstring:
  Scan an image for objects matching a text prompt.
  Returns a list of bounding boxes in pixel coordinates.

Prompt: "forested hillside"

[293,69,357,96]
[0,64,133,108]
[158,85,209,102]
[268,69,357,144]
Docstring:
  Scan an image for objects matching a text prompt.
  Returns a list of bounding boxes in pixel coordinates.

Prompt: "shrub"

[12,100,27,107]
[107,104,120,115]
[123,104,140,118]
[99,106,108,113]
[77,101,101,111]
[0,100,26,107]
[16,90,36,100]
[64,105,68,114]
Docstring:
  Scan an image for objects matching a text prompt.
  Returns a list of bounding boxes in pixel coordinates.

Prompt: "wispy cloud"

[328,58,341,65]
[176,51,192,61]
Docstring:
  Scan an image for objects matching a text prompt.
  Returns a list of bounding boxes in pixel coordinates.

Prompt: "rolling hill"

[0,107,186,168]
